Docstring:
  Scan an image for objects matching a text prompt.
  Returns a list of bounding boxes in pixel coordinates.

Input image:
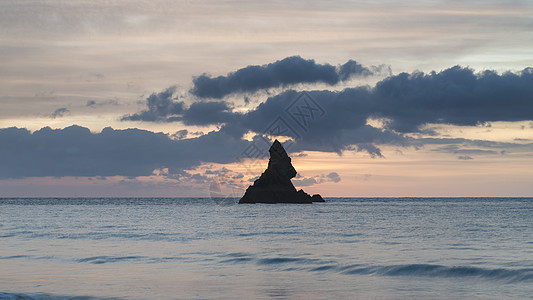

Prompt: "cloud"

[204,166,246,187]
[432,145,499,155]
[170,129,188,140]
[457,155,473,160]
[234,89,407,156]
[0,125,250,179]
[86,99,120,108]
[50,107,69,118]
[417,137,533,157]
[371,66,533,132]
[228,66,533,136]
[291,177,317,187]
[121,86,233,124]
[2,123,532,180]
[123,62,533,157]
[209,66,533,154]
[180,101,234,126]
[339,60,390,81]
[292,172,342,187]
[190,56,378,99]
[326,172,341,183]
[121,86,184,122]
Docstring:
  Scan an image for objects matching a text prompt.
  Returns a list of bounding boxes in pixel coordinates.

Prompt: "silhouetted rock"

[239,140,325,204]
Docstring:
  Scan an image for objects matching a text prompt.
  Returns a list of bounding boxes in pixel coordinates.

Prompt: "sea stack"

[239,140,325,204]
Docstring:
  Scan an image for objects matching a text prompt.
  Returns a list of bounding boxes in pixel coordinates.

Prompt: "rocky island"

[239,140,325,204]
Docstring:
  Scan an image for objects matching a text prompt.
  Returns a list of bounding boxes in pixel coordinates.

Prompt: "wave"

[0,292,121,300]
[77,256,146,264]
[75,255,213,265]
[4,231,195,243]
[339,264,533,283]
[220,254,533,283]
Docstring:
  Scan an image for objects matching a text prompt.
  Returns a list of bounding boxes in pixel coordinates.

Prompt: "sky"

[1,0,533,197]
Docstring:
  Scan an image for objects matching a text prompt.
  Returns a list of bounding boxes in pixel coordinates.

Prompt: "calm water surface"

[1,198,532,299]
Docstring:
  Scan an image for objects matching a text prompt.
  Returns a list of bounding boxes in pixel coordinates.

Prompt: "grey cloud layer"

[131,63,533,131]
[0,125,249,179]
[2,124,529,179]
[242,66,533,135]
[4,58,533,179]
[125,64,533,156]
[190,56,378,99]
[372,67,533,132]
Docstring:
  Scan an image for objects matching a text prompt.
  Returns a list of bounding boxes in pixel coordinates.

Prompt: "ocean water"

[1,197,532,299]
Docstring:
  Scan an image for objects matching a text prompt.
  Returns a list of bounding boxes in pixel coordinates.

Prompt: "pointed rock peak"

[239,140,325,204]
[267,140,296,180]
[271,139,284,151]
[269,139,287,157]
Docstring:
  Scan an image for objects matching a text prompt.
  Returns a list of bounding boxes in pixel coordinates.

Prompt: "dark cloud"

[121,86,233,124]
[457,155,473,160]
[180,101,234,126]
[123,63,533,158]
[0,125,249,179]
[190,56,377,99]
[192,66,533,154]
[86,99,120,108]
[170,129,188,140]
[235,89,407,156]
[338,60,390,81]
[121,86,184,122]
[50,107,69,118]
[373,66,533,132]
[5,123,528,180]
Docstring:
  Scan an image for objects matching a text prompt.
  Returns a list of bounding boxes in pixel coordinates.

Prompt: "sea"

[1,197,532,299]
